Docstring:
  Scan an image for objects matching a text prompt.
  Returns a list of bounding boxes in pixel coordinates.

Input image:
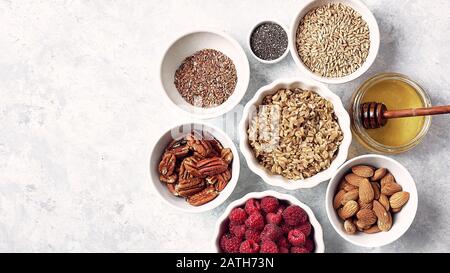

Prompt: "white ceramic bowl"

[248,20,290,64]
[289,0,380,84]
[160,29,250,119]
[239,78,352,190]
[149,122,240,213]
[213,190,325,252]
[325,154,418,248]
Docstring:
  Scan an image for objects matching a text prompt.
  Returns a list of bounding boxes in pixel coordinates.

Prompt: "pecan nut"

[220,148,233,164]
[176,177,205,197]
[187,186,219,206]
[208,139,223,156]
[215,169,232,192]
[187,133,212,157]
[180,156,201,178]
[167,183,178,196]
[196,157,228,178]
[158,152,176,176]
[166,138,190,158]
[206,168,231,184]
[159,174,178,184]
[178,162,190,180]
[169,145,190,158]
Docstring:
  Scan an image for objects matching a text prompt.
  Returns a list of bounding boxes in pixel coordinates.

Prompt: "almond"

[356,209,377,226]
[358,199,373,210]
[345,173,364,187]
[391,207,402,213]
[333,189,346,209]
[353,218,364,231]
[389,191,410,209]
[371,182,381,200]
[378,194,390,211]
[343,182,358,192]
[363,225,381,234]
[373,200,392,231]
[378,211,392,232]
[359,178,374,203]
[344,219,356,234]
[352,165,374,178]
[381,182,402,196]
[381,173,395,187]
[339,200,359,220]
[338,179,347,190]
[341,189,359,205]
[356,219,370,230]
[371,168,387,181]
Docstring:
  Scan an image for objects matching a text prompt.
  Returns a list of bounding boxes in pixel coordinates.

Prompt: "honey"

[361,79,425,146]
[351,73,431,154]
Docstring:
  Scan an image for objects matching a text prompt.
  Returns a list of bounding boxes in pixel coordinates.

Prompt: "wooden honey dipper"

[360,102,450,129]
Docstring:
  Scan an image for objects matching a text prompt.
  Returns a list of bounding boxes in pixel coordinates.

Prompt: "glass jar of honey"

[350,73,431,154]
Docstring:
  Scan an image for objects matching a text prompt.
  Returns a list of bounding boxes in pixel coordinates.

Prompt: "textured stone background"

[0,0,449,252]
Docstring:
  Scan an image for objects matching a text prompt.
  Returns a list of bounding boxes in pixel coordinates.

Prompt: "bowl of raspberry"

[213,190,324,253]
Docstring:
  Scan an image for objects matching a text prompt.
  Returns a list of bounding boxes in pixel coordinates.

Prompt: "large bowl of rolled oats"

[239,78,352,190]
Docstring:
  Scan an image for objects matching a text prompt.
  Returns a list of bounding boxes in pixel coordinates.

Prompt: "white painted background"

[1,0,449,252]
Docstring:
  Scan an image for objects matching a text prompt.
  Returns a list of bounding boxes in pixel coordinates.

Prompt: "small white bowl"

[212,190,325,253]
[239,78,352,190]
[289,0,380,84]
[160,29,250,119]
[149,122,240,213]
[248,20,290,64]
[325,154,418,248]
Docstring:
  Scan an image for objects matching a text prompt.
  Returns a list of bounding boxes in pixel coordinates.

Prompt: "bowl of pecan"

[149,122,240,213]
[239,77,352,190]
[213,190,325,253]
[160,29,250,119]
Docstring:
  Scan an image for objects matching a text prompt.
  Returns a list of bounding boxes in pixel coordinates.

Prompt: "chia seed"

[174,49,237,108]
[250,22,288,61]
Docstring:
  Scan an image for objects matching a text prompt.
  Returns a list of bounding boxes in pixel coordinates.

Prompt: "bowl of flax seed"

[160,29,250,119]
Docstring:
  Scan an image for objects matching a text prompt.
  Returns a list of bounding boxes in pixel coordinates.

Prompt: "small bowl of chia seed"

[248,20,290,64]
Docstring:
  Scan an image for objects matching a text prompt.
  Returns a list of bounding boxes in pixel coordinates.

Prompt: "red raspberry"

[288,229,306,246]
[295,222,312,237]
[245,212,265,231]
[244,198,261,215]
[277,236,290,249]
[245,229,261,242]
[261,196,279,213]
[260,240,278,253]
[291,246,309,253]
[279,247,289,253]
[260,224,282,242]
[229,224,246,239]
[304,238,315,253]
[220,234,241,253]
[239,240,260,253]
[280,223,291,235]
[276,205,286,215]
[282,205,308,226]
[266,213,282,226]
[229,208,247,225]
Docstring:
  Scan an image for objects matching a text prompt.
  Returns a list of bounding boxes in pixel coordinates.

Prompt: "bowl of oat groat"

[289,0,380,84]
[239,78,352,190]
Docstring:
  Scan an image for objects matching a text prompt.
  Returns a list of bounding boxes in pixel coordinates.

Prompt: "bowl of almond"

[325,154,418,248]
